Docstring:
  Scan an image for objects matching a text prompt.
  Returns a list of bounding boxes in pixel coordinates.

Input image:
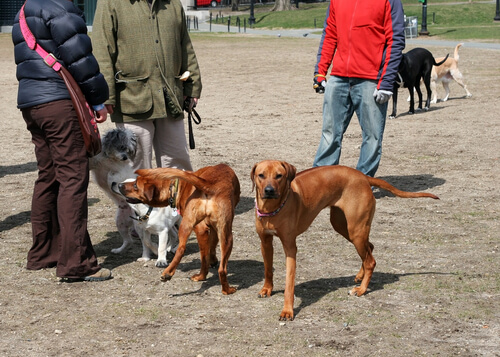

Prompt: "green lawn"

[222,1,500,41]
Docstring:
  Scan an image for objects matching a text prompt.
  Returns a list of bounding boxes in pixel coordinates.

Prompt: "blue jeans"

[313,76,388,177]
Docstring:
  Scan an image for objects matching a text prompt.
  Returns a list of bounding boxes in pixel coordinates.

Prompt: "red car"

[196,0,220,7]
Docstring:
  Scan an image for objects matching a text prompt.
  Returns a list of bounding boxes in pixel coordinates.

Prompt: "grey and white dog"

[90,128,179,266]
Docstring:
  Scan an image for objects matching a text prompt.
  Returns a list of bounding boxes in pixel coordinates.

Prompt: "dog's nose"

[120,154,128,161]
[264,185,276,197]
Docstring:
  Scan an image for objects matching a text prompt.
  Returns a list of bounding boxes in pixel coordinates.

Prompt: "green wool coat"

[91,0,202,122]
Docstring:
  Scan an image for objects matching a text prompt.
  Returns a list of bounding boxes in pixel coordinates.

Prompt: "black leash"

[184,98,201,149]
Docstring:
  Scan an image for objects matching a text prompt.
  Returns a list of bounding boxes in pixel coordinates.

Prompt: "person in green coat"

[92,0,202,171]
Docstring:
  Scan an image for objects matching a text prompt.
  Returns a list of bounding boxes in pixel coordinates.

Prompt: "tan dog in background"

[118,164,240,295]
[431,43,472,103]
[251,160,439,321]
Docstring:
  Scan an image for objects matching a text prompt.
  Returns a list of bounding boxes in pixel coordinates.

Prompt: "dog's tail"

[136,168,216,196]
[434,54,449,67]
[454,43,463,62]
[367,177,439,200]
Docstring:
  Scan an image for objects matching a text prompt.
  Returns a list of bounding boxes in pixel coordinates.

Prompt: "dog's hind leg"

[330,205,376,297]
[452,70,472,98]
[216,223,236,295]
[191,223,212,281]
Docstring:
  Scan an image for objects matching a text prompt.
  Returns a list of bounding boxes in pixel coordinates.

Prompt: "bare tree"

[272,0,294,11]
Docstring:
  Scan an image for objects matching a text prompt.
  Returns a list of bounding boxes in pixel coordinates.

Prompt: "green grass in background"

[221,1,500,41]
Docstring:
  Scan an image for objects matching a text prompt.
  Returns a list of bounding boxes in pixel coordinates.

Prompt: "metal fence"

[404,16,418,39]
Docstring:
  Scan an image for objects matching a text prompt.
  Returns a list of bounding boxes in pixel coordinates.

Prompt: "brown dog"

[251,160,439,320]
[118,164,240,295]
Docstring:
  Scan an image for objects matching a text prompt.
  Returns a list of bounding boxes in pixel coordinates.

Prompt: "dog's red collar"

[255,189,290,219]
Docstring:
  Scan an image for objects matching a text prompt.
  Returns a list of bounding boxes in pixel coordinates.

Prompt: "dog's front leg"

[156,230,169,267]
[279,235,297,321]
[408,86,416,114]
[388,83,398,119]
[137,229,156,262]
[161,222,192,282]
[258,233,274,298]
[111,204,135,254]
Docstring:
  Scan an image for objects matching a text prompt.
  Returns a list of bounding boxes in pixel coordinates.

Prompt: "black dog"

[389,48,449,119]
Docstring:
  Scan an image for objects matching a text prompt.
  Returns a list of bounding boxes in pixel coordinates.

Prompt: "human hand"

[373,89,392,104]
[183,97,198,112]
[313,74,327,94]
[105,104,114,115]
[94,107,108,123]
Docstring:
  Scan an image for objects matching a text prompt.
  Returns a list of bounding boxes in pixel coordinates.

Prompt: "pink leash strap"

[19,4,61,71]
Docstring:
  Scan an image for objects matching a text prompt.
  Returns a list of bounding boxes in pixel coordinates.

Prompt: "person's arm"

[179,6,202,100]
[91,0,118,106]
[378,0,405,92]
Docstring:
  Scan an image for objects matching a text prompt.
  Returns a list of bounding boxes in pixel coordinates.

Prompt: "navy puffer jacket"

[12,0,108,109]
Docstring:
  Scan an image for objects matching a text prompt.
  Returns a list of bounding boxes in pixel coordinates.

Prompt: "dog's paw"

[388,115,396,120]
[137,257,152,262]
[210,258,219,269]
[190,272,207,282]
[258,286,272,298]
[111,243,131,254]
[155,259,168,268]
[279,309,294,321]
[222,285,237,295]
[348,286,367,297]
[160,272,173,282]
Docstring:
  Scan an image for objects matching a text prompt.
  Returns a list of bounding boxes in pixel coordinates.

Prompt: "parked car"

[196,0,220,7]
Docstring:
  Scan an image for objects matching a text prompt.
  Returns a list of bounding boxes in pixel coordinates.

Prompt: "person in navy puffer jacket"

[12,0,112,282]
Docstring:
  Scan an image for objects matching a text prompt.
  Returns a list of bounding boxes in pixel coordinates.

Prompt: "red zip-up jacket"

[315,0,405,93]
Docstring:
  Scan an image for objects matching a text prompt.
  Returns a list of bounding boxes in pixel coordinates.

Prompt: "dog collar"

[255,189,290,219]
[168,179,179,210]
[130,205,153,222]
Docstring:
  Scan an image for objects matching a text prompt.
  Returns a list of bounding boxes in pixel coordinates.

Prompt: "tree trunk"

[231,0,239,11]
[271,0,294,11]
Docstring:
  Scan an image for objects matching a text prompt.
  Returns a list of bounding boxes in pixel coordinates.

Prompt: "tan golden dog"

[430,43,472,103]
[118,164,240,295]
[251,160,439,320]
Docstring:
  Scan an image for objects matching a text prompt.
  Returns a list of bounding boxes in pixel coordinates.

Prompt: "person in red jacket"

[313,0,405,177]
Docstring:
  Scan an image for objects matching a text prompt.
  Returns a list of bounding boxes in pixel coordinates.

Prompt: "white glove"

[373,89,393,104]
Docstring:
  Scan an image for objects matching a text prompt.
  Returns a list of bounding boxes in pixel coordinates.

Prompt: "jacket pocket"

[116,74,152,115]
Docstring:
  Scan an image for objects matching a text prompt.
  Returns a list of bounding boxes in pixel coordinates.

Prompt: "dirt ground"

[0,32,499,356]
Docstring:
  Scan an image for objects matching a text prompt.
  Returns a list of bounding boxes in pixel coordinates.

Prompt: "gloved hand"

[313,74,327,94]
[373,89,393,104]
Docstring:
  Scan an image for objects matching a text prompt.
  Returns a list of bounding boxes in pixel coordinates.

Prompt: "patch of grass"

[218,1,500,41]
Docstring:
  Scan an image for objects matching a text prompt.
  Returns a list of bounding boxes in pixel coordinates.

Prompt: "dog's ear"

[143,182,157,203]
[135,169,148,177]
[250,163,258,192]
[281,161,296,183]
